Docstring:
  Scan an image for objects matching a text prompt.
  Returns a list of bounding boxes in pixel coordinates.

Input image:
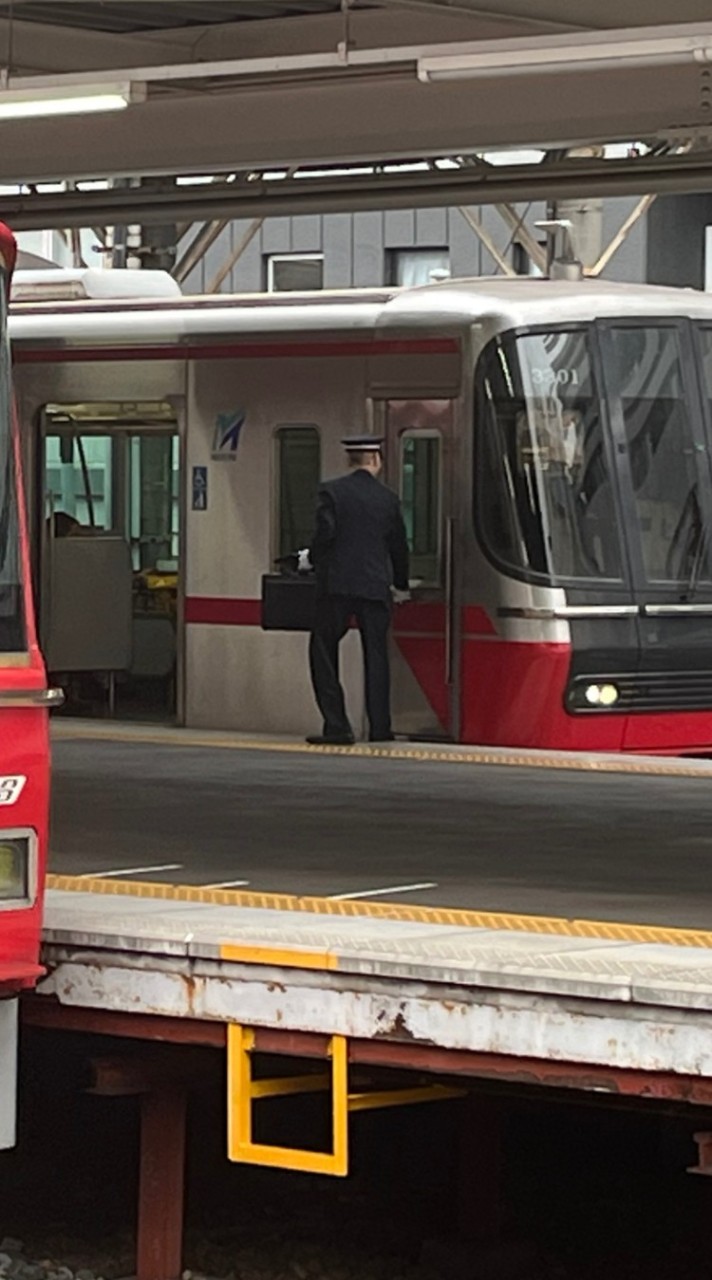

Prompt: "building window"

[400,431,441,584]
[387,249,450,287]
[266,254,324,292]
[277,426,321,558]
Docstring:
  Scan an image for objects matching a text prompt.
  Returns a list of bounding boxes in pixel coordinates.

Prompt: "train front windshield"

[476,324,712,591]
[0,265,24,653]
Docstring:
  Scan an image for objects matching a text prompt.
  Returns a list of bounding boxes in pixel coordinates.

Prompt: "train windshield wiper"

[682,520,710,601]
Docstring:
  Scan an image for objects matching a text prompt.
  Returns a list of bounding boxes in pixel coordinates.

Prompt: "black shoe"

[306,733,355,746]
[369,732,395,743]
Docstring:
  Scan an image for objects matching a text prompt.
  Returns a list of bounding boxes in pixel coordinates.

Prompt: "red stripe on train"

[14,337,459,365]
[185,597,262,626]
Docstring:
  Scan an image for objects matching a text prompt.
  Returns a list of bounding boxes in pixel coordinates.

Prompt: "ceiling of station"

[6,1,712,35]
[0,2,347,33]
[0,2,711,223]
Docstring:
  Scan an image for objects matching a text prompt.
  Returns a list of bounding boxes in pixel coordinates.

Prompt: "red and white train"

[11,268,712,754]
[0,227,53,1150]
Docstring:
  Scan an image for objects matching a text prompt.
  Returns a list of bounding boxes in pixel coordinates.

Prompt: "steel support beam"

[138,1086,187,1280]
[23,1000,712,1107]
[206,218,265,293]
[174,221,228,284]
[589,193,657,276]
[2,152,710,231]
[458,207,515,275]
[495,203,548,272]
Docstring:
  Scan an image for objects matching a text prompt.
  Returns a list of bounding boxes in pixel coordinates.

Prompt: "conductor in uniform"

[302,435,410,745]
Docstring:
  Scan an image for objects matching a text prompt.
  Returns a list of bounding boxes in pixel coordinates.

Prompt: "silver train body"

[11,272,712,752]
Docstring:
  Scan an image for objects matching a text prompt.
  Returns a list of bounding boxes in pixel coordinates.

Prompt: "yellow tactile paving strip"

[46,873,712,951]
[51,720,712,779]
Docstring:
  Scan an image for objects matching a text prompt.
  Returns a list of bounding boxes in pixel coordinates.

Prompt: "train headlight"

[0,835,30,902]
[599,684,620,707]
[583,683,619,708]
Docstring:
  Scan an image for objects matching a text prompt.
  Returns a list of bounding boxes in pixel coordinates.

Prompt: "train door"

[597,322,712,752]
[39,402,181,720]
[384,399,455,740]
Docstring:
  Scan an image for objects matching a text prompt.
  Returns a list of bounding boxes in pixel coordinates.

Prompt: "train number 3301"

[0,776,26,806]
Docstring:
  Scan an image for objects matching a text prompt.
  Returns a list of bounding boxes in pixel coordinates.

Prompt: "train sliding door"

[384,399,455,740]
[598,322,712,752]
[39,403,181,720]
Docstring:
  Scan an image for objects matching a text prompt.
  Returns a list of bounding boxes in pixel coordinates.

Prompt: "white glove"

[392,588,411,605]
[297,548,312,572]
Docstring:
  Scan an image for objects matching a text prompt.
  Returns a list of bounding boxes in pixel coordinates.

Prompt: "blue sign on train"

[192,466,208,511]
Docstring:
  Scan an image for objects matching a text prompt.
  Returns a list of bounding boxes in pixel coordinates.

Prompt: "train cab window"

[475,330,623,584]
[400,432,441,584]
[276,426,321,559]
[609,327,711,586]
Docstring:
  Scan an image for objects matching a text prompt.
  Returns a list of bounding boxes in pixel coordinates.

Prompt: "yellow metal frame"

[227,1024,464,1176]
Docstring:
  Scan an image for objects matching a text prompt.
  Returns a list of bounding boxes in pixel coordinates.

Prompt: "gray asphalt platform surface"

[48,736,712,929]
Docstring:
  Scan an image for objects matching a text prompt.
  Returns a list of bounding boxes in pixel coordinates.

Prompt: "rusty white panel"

[0,999,18,1151]
[37,960,712,1079]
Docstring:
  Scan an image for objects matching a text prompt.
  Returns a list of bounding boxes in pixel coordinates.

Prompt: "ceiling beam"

[0,59,702,187]
[378,0,596,32]
[2,151,711,230]
[0,16,191,74]
[0,7,536,75]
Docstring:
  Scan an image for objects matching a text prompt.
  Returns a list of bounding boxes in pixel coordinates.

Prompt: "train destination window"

[400,432,441,584]
[609,327,712,586]
[475,330,623,584]
[276,426,321,559]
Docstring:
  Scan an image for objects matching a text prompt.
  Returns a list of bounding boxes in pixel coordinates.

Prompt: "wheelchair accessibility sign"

[212,409,246,461]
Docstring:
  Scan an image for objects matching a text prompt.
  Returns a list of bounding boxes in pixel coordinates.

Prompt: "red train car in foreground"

[0,223,56,1149]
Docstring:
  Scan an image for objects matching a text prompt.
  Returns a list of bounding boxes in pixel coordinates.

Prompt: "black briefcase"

[261,573,317,632]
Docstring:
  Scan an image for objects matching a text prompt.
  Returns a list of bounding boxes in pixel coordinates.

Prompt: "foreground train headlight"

[0,834,31,903]
[584,683,620,708]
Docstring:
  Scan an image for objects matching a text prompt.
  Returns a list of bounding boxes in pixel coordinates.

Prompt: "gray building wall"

[181,196,650,295]
[646,194,712,290]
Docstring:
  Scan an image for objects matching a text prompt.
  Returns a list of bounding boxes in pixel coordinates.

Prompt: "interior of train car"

[39,399,180,719]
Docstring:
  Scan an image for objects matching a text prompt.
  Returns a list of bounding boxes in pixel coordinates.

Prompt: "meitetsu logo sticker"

[0,776,26,806]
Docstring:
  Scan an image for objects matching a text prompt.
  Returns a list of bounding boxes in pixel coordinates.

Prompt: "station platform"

[33,718,712,1094]
[25,718,712,1278]
[50,719,712,928]
[33,872,712,1105]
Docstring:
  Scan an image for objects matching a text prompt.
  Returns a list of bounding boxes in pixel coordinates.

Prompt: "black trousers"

[309,595,392,740]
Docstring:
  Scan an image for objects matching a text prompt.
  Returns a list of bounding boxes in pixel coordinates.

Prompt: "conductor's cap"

[341,435,384,453]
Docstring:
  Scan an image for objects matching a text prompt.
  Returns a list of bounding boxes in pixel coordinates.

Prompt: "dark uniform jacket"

[310,469,410,602]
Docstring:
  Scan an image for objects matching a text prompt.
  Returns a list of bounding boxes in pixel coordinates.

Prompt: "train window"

[475,329,623,584]
[400,432,441,584]
[45,433,113,532]
[276,426,321,559]
[609,327,711,586]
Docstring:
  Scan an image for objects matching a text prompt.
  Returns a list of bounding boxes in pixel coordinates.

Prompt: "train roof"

[8,275,712,347]
[12,267,182,302]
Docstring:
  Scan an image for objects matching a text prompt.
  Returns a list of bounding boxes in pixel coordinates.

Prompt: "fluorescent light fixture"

[418,33,712,81]
[0,82,143,121]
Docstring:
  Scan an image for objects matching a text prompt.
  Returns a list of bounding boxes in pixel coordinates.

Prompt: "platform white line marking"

[203,879,251,889]
[76,863,184,879]
[327,881,438,901]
